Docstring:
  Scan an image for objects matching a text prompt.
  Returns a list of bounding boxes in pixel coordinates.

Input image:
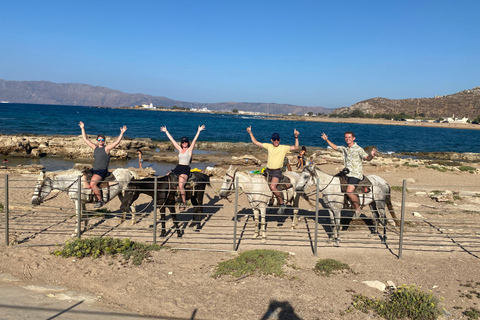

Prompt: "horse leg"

[291,193,300,230]
[260,206,267,243]
[333,209,342,247]
[252,208,260,239]
[373,201,388,244]
[130,203,137,226]
[169,206,183,237]
[160,208,167,237]
[190,191,202,230]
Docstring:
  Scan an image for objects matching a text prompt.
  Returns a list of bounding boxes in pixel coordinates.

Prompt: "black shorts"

[347,177,361,186]
[91,169,108,180]
[265,168,283,180]
[173,164,190,177]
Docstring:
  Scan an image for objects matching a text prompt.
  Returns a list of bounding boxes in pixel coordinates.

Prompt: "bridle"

[34,176,79,204]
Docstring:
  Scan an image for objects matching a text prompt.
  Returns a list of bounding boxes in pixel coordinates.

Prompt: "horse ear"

[228,164,233,171]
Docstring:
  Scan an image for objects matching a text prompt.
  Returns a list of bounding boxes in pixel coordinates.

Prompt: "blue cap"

[271,133,280,140]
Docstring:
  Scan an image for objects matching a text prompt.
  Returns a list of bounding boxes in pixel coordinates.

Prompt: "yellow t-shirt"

[262,143,291,169]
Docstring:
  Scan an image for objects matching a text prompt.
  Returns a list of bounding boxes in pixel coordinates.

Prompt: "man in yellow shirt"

[246,126,300,214]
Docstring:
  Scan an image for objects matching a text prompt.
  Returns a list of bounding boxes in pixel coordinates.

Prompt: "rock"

[412,212,423,218]
[362,281,386,291]
[386,281,396,290]
[230,155,262,166]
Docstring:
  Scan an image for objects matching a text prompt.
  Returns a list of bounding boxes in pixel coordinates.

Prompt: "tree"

[232,109,239,113]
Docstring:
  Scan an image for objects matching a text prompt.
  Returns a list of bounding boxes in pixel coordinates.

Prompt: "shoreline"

[273,115,480,130]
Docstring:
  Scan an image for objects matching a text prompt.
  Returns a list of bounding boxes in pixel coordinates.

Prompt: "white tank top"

[178,150,191,165]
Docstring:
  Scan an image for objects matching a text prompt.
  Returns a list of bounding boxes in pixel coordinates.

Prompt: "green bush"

[464,307,480,319]
[0,202,3,212]
[314,259,351,277]
[352,284,441,320]
[53,237,163,265]
[458,166,477,173]
[212,249,288,278]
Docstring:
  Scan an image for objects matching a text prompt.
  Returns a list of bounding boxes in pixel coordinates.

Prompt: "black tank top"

[93,147,110,170]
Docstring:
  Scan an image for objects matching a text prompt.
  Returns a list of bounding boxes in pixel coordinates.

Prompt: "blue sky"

[1,1,479,108]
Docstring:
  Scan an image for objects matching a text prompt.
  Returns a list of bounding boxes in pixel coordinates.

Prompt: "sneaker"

[94,201,105,208]
[277,204,287,215]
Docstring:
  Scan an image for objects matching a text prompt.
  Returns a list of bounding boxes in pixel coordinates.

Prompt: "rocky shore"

[1,133,479,176]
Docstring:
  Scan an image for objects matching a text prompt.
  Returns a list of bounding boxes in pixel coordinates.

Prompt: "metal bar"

[5,174,9,246]
[153,176,157,244]
[398,179,406,259]
[233,178,239,251]
[77,175,82,238]
[314,175,319,256]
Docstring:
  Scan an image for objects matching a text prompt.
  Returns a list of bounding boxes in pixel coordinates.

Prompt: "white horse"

[219,165,300,242]
[295,163,397,246]
[31,168,139,235]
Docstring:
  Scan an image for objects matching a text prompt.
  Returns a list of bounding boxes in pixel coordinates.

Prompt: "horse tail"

[385,191,400,227]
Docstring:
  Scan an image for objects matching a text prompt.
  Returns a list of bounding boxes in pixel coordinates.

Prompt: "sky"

[1,1,479,109]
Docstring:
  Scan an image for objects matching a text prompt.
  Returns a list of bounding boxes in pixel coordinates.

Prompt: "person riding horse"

[321,131,377,217]
[246,126,299,214]
[79,121,127,208]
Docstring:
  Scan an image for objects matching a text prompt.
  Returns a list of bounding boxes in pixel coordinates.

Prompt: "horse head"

[295,163,317,192]
[219,165,238,198]
[120,182,140,213]
[31,171,52,206]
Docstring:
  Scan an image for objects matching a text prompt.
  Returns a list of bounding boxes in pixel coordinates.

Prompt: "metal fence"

[1,174,479,258]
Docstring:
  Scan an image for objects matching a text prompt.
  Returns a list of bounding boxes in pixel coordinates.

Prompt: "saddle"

[262,171,292,191]
[82,170,116,202]
[335,169,372,209]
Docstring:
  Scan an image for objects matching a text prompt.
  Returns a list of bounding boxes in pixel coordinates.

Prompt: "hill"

[0,79,332,115]
[332,87,480,119]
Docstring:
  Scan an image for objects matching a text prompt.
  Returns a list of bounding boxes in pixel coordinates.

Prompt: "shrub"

[212,249,288,278]
[464,307,480,319]
[352,284,441,320]
[53,237,164,265]
[314,259,351,277]
[458,166,477,173]
[0,202,3,212]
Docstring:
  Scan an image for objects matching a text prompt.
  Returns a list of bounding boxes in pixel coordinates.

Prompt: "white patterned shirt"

[336,143,368,180]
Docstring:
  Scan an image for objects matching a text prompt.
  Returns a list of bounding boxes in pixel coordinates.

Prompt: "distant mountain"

[332,87,480,119]
[0,79,333,115]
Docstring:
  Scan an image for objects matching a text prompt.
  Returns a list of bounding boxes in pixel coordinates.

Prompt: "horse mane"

[45,169,83,179]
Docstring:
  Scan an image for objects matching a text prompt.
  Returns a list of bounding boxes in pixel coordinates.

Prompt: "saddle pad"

[266,174,291,191]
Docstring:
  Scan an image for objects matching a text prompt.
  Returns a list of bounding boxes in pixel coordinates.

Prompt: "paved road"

[0,272,163,320]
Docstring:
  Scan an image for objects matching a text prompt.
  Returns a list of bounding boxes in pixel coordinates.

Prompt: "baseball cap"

[181,137,189,143]
[271,133,280,140]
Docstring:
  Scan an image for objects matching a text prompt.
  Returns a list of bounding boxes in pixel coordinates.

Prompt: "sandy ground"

[1,159,480,319]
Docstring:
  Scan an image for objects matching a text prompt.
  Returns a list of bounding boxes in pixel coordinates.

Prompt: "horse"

[31,168,139,236]
[119,172,211,237]
[218,165,301,243]
[295,163,397,246]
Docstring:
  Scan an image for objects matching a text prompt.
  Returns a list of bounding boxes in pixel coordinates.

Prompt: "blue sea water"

[1,103,479,155]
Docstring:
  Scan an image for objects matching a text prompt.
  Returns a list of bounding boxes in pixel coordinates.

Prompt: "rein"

[40,177,79,203]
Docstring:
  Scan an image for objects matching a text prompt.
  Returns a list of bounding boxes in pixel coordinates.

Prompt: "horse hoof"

[334,241,340,247]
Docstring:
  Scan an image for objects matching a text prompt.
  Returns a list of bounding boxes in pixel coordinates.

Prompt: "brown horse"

[120,172,210,237]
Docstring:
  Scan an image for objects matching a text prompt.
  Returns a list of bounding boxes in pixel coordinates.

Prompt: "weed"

[453,195,462,200]
[458,166,477,172]
[53,237,164,265]
[212,249,288,278]
[391,186,409,193]
[402,162,419,168]
[426,165,449,172]
[464,307,480,319]
[314,259,351,277]
[0,202,3,212]
[351,284,441,320]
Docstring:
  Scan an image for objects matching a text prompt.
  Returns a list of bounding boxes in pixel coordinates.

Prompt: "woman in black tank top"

[79,121,127,208]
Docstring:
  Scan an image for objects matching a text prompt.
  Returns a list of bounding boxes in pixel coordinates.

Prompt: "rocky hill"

[332,87,480,118]
[0,79,332,115]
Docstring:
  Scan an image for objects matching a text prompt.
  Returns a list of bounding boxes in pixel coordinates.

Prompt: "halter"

[306,166,336,193]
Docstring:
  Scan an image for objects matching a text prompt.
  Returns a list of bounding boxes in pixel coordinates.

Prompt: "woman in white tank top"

[161,124,205,210]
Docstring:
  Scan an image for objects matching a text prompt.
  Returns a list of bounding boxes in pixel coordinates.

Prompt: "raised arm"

[78,121,97,150]
[161,126,182,152]
[105,125,127,153]
[246,126,263,148]
[321,132,338,151]
[188,124,205,153]
[289,129,300,151]
[364,147,377,161]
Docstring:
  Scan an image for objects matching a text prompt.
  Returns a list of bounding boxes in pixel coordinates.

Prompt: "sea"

[1,103,479,173]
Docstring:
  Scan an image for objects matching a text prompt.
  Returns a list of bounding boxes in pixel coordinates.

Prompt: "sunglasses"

[98,138,105,141]
[272,138,280,141]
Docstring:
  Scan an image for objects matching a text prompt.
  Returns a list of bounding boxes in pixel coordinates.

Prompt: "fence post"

[233,179,239,251]
[398,179,406,259]
[153,176,157,244]
[76,175,82,238]
[4,174,9,246]
[314,175,319,256]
